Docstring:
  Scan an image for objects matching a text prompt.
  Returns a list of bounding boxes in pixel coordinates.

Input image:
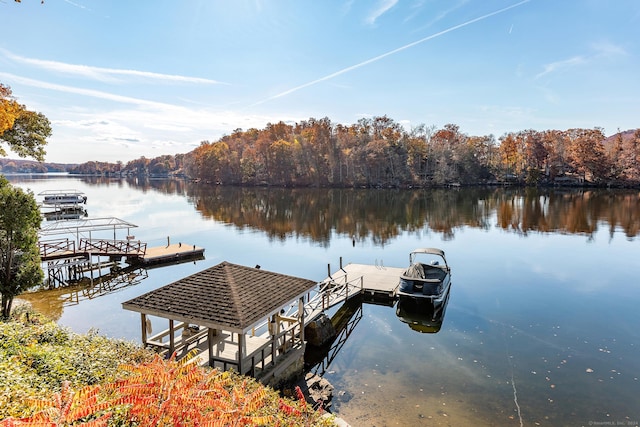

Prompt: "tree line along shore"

[3,119,640,189]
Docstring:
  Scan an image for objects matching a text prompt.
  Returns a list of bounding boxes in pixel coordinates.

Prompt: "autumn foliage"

[60,118,640,189]
[1,309,332,427]
[1,351,329,426]
[0,84,51,162]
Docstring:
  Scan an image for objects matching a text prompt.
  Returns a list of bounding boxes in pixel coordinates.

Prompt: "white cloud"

[1,49,227,85]
[366,0,399,26]
[591,41,627,57]
[0,72,176,108]
[535,55,587,79]
[410,0,469,31]
[535,42,627,79]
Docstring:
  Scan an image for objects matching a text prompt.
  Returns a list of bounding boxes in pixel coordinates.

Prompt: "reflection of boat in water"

[395,288,451,333]
[39,190,88,221]
[43,207,88,221]
[40,190,87,206]
[397,248,451,306]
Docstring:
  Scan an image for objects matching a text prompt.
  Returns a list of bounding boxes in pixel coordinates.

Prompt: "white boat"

[397,248,451,305]
[40,190,87,206]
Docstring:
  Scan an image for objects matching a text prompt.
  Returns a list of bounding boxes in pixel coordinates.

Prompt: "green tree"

[0,177,43,319]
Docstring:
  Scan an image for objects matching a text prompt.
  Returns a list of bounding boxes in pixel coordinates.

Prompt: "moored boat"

[40,190,87,206]
[397,248,451,304]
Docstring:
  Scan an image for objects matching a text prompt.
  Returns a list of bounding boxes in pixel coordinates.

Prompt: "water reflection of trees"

[495,188,640,239]
[80,176,190,195]
[80,178,640,243]
[183,186,639,243]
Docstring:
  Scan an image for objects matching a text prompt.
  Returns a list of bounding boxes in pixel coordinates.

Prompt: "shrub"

[1,306,335,426]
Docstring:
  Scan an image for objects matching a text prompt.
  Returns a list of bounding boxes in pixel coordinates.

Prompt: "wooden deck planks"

[332,263,403,297]
[140,243,205,265]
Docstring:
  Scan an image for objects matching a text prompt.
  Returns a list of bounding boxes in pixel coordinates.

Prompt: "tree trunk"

[1,294,13,319]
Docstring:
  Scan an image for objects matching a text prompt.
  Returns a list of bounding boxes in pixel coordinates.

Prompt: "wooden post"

[298,297,305,342]
[208,328,214,367]
[141,313,147,345]
[238,334,245,374]
[270,316,277,363]
[169,319,175,355]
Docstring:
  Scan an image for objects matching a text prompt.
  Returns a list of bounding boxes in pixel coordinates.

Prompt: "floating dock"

[140,243,205,265]
[323,262,403,304]
[340,263,402,297]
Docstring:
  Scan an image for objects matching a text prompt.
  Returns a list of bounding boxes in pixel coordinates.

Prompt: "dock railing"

[39,238,78,259]
[79,238,147,257]
[303,273,364,322]
[146,319,304,377]
[146,321,209,354]
[244,321,304,378]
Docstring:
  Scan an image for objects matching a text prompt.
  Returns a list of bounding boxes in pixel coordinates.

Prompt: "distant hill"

[603,128,638,147]
[0,158,74,173]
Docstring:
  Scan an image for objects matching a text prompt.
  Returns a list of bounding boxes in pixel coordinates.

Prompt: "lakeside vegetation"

[0,306,334,426]
[2,118,640,189]
[180,121,640,188]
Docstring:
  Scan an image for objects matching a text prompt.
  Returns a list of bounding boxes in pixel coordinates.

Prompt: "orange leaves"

[1,350,328,426]
[0,381,113,427]
[279,399,302,417]
[0,84,22,138]
[113,352,279,426]
[295,385,306,404]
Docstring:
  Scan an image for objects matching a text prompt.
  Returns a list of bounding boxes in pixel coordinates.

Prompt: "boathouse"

[122,261,318,384]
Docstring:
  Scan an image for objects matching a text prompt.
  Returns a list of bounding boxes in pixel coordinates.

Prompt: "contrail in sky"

[251,0,531,107]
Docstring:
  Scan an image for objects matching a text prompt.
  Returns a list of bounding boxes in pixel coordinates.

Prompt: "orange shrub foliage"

[1,351,328,427]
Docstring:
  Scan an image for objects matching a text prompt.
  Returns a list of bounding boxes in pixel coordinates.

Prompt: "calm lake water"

[9,175,640,427]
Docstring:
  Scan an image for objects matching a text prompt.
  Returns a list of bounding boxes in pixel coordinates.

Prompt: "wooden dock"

[328,263,403,299]
[140,243,205,265]
[39,239,204,266]
[302,262,402,322]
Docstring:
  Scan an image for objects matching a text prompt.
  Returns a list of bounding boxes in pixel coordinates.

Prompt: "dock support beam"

[208,328,214,367]
[169,320,175,355]
[141,313,148,345]
[299,297,305,342]
[237,334,245,374]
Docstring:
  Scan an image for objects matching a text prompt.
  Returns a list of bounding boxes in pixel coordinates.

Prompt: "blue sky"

[1,0,638,164]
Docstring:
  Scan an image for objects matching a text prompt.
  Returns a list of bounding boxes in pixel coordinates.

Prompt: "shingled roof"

[122,261,317,333]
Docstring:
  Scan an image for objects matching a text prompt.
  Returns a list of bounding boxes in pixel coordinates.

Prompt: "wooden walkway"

[334,263,403,299]
[302,262,403,323]
[141,243,205,265]
[39,238,204,265]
